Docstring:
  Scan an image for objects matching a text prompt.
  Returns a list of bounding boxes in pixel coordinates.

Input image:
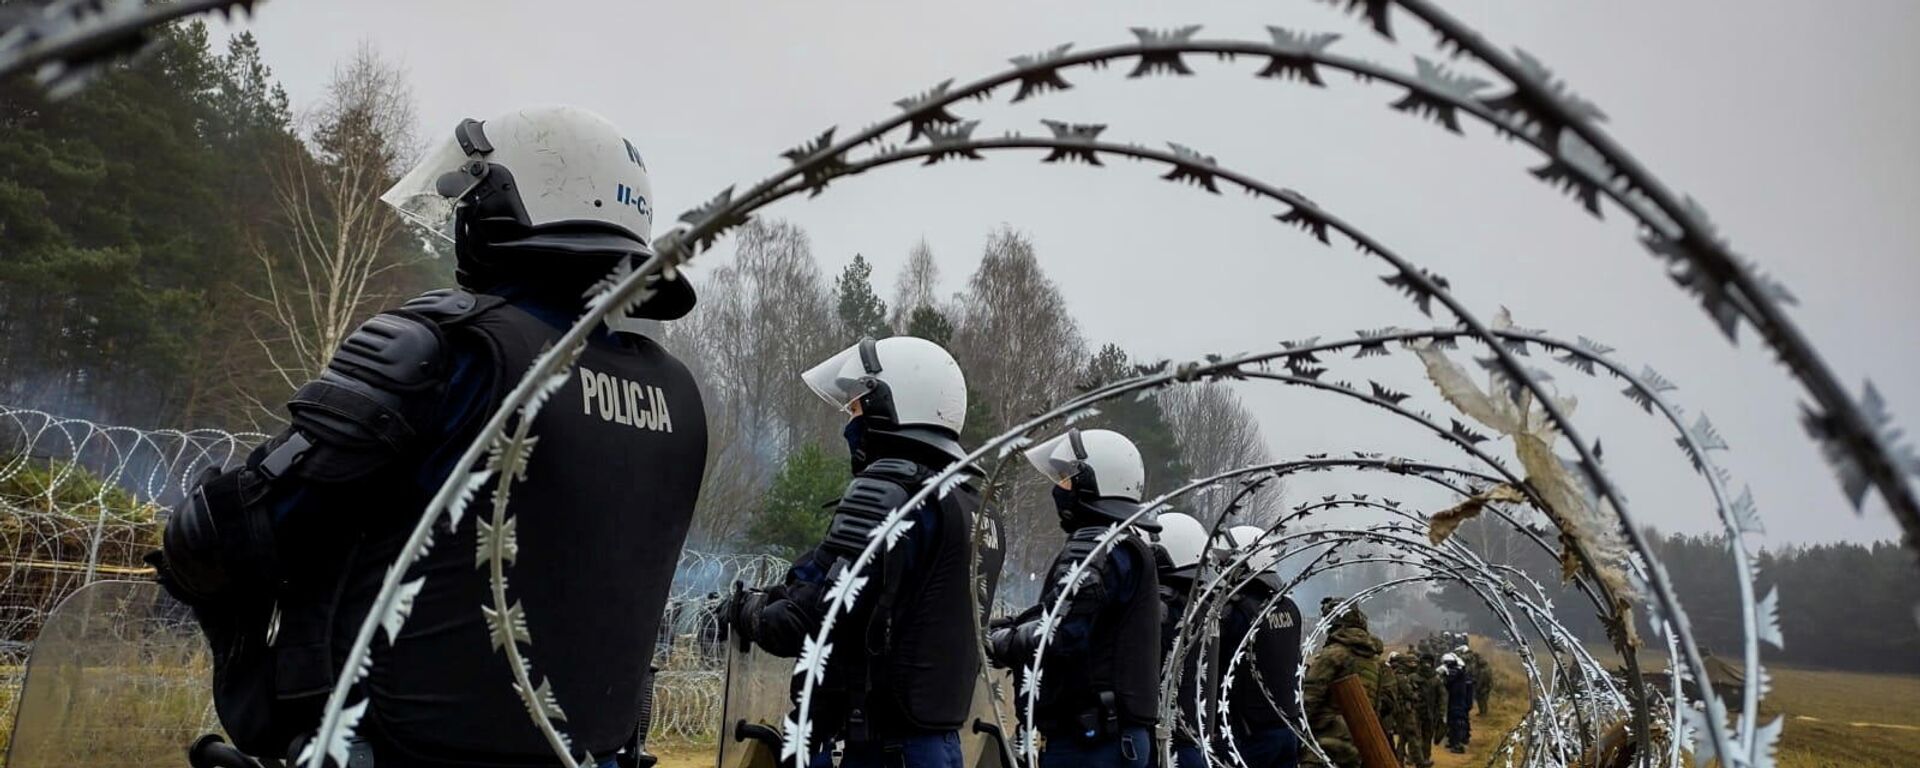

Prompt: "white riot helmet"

[1153,512,1207,577]
[1228,524,1278,574]
[802,336,968,461]
[1026,428,1146,501]
[381,105,694,318]
[1025,428,1156,531]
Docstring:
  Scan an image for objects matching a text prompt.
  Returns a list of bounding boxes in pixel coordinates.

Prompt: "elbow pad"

[157,464,277,605]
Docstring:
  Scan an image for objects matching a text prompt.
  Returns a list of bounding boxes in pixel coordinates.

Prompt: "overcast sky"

[215,1,1920,546]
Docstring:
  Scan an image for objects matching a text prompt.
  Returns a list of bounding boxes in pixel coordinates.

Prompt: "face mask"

[844,415,869,472]
[1052,484,1080,531]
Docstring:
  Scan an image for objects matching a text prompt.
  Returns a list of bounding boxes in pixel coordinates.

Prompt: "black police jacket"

[326,294,707,766]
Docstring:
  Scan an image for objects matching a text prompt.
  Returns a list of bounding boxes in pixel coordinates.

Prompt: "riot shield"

[961,669,1016,768]
[5,579,216,768]
[716,636,791,768]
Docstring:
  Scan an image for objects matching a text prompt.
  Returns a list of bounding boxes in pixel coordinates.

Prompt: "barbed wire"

[5,5,1912,768]
[0,400,784,749]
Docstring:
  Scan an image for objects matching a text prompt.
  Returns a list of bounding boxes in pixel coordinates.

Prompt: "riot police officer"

[1221,525,1303,768]
[1151,512,1209,768]
[157,106,707,767]
[727,336,984,768]
[987,428,1162,768]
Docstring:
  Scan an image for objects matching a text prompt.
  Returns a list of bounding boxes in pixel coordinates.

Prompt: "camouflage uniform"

[1373,660,1399,752]
[1388,655,1433,767]
[1414,655,1446,767]
[1300,609,1382,768]
[1378,657,1422,766]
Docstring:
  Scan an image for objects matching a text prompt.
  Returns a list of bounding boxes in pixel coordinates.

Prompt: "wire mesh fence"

[0,402,789,758]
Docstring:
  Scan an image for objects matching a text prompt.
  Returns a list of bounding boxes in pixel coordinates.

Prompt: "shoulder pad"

[280,310,456,483]
[330,311,447,393]
[397,288,485,320]
[1061,527,1107,563]
[821,473,916,560]
[857,457,931,486]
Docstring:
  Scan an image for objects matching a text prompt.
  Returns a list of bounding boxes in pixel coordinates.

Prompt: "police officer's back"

[987,428,1161,768]
[726,336,986,768]
[1150,512,1209,768]
[1221,525,1303,768]
[157,106,707,767]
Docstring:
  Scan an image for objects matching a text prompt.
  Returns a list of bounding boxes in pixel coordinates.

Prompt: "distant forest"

[1436,515,1920,675]
[0,23,1278,580]
[4,21,1914,673]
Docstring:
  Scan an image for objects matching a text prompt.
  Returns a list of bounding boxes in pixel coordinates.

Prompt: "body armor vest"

[818,460,988,738]
[1035,527,1162,732]
[330,297,707,766]
[1158,579,1203,745]
[1226,577,1303,729]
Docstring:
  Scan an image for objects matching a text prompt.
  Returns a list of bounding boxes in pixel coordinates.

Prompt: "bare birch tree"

[950,227,1089,577]
[247,43,422,403]
[1159,382,1283,525]
[664,219,841,545]
[888,238,943,333]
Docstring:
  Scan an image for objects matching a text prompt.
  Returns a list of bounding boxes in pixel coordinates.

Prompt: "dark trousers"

[1169,742,1205,768]
[1446,712,1470,749]
[1040,726,1151,768]
[809,731,963,768]
[1234,725,1301,768]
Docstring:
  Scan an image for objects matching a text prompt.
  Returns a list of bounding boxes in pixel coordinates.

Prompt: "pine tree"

[748,444,850,558]
[834,254,891,343]
[1078,343,1191,498]
[906,304,954,346]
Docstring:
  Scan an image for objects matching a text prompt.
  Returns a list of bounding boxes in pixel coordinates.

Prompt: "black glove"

[986,622,1039,669]
[722,581,769,652]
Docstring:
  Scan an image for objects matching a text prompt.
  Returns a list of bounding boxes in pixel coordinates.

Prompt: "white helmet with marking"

[802,336,968,461]
[382,105,694,318]
[1026,428,1146,501]
[1153,512,1207,576]
[1228,524,1279,574]
[1026,428,1155,531]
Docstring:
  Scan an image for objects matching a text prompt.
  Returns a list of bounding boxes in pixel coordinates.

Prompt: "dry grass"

[652,744,714,768]
[1582,645,1920,768]
[1763,666,1920,768]
[5,638,1914,767]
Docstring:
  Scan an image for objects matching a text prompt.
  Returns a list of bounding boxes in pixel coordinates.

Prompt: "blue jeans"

[1040,726,1150,768]
[1170,742,1206,768]
[809,731,963,768]
[1235,725,1300,768]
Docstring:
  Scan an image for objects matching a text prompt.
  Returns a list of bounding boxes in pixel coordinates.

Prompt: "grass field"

[1582,646,1920,768]
[4,640,1913,766]
[651,638,1920,768]
[1763,666,1920,768]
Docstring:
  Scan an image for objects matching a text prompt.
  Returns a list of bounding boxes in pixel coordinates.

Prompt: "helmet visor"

[1023,432,1079,485]
[801,344,867,412]
[380,135,485,244]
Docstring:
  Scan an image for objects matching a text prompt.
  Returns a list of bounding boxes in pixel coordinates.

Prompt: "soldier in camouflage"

[1416,653,1447,767]
[1378,653,1421,767]
[1390,653,1437,768]
[1299,602,1382,768]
